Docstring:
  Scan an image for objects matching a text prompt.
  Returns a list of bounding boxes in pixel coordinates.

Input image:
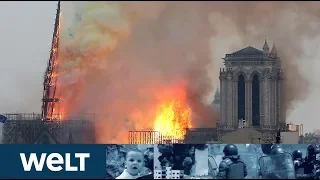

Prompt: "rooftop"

[224,40,278,59]
[229,46,264,56]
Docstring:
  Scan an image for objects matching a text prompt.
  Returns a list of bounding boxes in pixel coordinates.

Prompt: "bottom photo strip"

[106,144,316,179]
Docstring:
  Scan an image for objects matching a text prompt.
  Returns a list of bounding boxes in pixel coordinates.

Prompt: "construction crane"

[41,1,61,121]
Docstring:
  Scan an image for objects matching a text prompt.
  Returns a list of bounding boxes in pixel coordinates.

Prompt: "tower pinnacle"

[263,39,270,54]
[270,43,278,57]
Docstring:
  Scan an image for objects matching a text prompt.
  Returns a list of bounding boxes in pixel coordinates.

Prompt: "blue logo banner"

[0,143,316,179]
[0,144,106,179]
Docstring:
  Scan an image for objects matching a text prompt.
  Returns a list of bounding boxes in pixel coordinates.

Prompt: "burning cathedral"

[129,40,286,144]
[0,2,286,144]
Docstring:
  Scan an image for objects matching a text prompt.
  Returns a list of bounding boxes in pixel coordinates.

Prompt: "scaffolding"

[128,130,184,144]
[1,113,95,144]
[4,113,42,120]
[128,128,218,144]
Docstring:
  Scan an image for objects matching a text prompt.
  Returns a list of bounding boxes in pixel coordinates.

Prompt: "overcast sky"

[0,1,57,113]
[0,1,319,133]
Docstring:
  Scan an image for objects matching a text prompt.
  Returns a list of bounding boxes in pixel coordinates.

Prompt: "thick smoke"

[60,1,318,143]
[207,1,313,115]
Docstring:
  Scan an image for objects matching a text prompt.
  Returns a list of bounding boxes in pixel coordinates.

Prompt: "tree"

[303,133,318,143]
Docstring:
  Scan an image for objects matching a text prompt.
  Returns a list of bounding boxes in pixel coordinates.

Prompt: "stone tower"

[218,40,285,130]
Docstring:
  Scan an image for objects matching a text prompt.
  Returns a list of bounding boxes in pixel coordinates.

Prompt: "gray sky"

[0,1,319,133]
[0,1,57,113]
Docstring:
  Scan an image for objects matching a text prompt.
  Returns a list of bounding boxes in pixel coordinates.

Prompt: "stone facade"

[221,128,262,144]
[217,40,285,142]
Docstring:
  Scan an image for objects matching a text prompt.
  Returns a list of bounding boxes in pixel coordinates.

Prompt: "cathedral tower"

[218,40,285,130]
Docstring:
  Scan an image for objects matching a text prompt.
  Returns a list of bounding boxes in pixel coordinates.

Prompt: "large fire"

[153,85,192,141]
[154,100,191,140]
[56,2,217,143]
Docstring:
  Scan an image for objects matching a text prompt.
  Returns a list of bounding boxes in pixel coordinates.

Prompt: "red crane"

[41,1,61,121]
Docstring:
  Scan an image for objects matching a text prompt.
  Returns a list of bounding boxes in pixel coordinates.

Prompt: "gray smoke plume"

[60,1,319,143]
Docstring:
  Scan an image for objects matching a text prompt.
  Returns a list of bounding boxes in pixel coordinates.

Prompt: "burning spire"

[41,1,61,121]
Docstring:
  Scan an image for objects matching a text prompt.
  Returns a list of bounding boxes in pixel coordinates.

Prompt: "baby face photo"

[106,144,154,179]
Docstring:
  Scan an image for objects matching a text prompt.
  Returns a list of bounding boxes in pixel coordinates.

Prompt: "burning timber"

[41,1,60,122]
[1,113,95,144]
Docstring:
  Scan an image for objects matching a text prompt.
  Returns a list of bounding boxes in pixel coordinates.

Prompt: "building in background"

[297,124,303,136]
[287,123,303,136]
[279,123,303,144]
[154,167,184,179]
[217,40,285,143]
[281,131,299,144]
[129,40,291,144]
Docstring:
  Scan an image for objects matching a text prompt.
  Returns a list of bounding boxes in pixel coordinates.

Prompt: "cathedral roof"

[33,128,60,144]
[229,46,264,56]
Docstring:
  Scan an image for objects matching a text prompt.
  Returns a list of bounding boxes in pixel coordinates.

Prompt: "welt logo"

[0,145,107,179]
[20,153,90,172]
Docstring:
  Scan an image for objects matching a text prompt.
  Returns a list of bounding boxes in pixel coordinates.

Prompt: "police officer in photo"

[217,144,247,179]
[260,145,284,179]
[260,145,295,179]
[292,149,315,179]
[303,144,320,178]
[293,150,305,175]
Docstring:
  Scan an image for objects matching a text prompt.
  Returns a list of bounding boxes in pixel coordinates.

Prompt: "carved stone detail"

[247,67,264,81]
[232,67,249,81]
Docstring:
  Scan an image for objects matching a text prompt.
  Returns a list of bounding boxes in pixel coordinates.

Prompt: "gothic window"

[252,74,260,126]
[238,74,245,121]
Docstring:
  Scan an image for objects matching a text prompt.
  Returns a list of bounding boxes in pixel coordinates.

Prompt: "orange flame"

[50,108,63,120]
[154,85,192,142]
